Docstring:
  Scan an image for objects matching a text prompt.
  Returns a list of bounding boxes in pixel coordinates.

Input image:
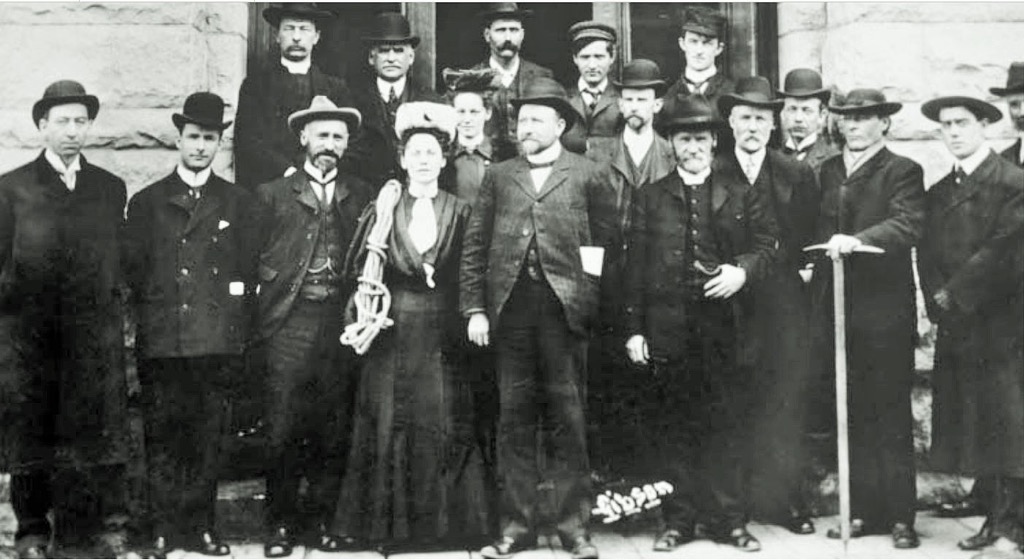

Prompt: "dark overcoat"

[797,135,841,174]
[657,72,735,132]
[919,151,1024,478]
[471,58,555,152]
[0,152,128,470]
[1000,138,1023,168]
[234,63,352,188]
[567,84,622,163]
[459,148,619,337]
[123,171,262,358]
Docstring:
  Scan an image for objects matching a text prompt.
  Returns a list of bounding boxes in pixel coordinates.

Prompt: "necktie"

[954,165,966,184]
[386,86,399,125]
[586,89,601,112]
[527,160,555,170]
[190,187,202,200]
[408,195,438,255]
[61,169,76,192]
[744,157,758,185]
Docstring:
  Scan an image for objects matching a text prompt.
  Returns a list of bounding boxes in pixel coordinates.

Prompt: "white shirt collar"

[843,139,886,177]
[408,180,439,199]
[304,160,337,184]
[1018,132,1024,162]
[684,65,718,87]
[955,145,992,177]
[45,149,81,176]
[377,76,407,101]
[525,141,562,166]
[280,56,311,75]
[622,126,655,162]
[677,165,712,186]
[578,77,608,95]
[490,56,521,88]
[176,164,212,189]
[785,133,819,153]
[735,146,768,171]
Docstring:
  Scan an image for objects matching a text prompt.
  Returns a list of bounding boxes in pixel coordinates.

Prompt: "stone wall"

[0,3,248,198]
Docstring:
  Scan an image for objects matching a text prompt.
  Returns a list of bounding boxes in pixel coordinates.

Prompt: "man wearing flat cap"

[123,92,263,559]
[565,21,622,163]
[809,88,925,549]
[235,3,352,189]
[253,96,373,558]
[0,80,130,558]
[715,76,820,536]
[779,68,839,173]
[460,77,616,560]
[659,7,735,131]
[472,3,555,153]
[917,94,1024,555]
[623,94,778,553]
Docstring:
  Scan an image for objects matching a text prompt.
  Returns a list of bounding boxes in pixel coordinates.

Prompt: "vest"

[300,193,344,300]
[681,176,721,295]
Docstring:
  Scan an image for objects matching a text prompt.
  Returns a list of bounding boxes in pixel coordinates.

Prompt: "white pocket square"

[218,220,230,230]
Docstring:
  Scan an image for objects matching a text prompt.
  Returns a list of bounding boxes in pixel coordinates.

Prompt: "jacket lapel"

[183,177,226,235]
[944,151,999,213]
[591,87,619,118]
[510,158,538,200]
[568,89,587,120]
[650,137,676,183]
[766,151,793,206]
[710,169,731,214]
[609,140,632,185]
[535,153,571,200]
[290,173,320,214]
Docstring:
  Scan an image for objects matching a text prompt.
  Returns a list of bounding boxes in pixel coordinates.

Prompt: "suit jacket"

[1000,137,1023,168]
[657,72,735,132]
[459,148,618,336]
[123,171,262,358]
[567,84,623,162]
[472,58,555,151]
[622,163,779,364]
[254,170,373,340]
[235,63,352,188]
[785,135,839,174]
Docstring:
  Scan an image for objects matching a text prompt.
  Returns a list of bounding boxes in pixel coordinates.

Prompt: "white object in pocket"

[229,281,245,296]
[218,220,230,230]
[579,246,604,277]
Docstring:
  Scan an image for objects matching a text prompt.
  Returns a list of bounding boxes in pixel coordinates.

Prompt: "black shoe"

[311,532,362,553]
[827,518,867,539]
[892,523,920,549]
[723,527,761,552]
[785,514,816,535]
[191,531,230,557]
[263,526,294,558]
[937,499,985,518]
[959,522,996,551]
[652,528,693,552]
[480,536,533,559]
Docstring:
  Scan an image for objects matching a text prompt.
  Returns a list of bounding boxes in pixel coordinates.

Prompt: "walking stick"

[804,243,884,553]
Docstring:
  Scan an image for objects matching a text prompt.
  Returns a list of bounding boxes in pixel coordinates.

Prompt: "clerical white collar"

[955,144,992,177]
[176,164,212,188]
[677,165,711,185]
[44,149,81,175]
[785,133,819,153]
[280,56,311,75]
[304,161,337,184]
[735,146,767,169]
[525,141,562,166]
[684,65,717,86]
[578,77,608,95]
[408,180,439,199]
[377,75,407,100]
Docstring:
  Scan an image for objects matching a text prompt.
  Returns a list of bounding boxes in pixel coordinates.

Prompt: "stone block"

[0,2,197,26]
[0,109,178,150]
[828,2,1024,26]
[204,33,248,109]
[778,30,827,76]
[0,149,40,176]
[194,4,250,37]
[777,2,828,36]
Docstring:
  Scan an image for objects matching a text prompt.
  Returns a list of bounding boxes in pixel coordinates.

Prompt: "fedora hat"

[680,7,727,39]
[262,3,335,28]
[921,95,1003,123]
[779,68,831,101]
[479,3,533,25]
[287,96,362,136]
[990,62,1024,96]
[656,94,725,136]
[509,77,581,127]
[718,76,784,117]
[829,88,902,116]
[568,21,617,45]
[612,59,667,97]
[172,92,231,131]
[32,80,99,126]
[443,67,499,94]
[362,12,420,47]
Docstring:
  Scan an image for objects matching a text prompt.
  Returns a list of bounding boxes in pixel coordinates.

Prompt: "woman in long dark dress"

[333,102,490,554]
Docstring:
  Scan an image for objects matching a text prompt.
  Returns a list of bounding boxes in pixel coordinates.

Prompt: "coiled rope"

[339,179,402,355]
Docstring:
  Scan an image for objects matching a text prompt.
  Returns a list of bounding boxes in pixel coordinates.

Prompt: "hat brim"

[288,108,362,136]
[989,83,1024,96]
[32,95,99,126]
[510,97,580,127]
[613,79,668,98]
[921,96,1003,123]
[361,35,421,48]
[718,94,784,117]
[172,113,232,132]
[262,7,335,27]
[656,116,726,136]
[480,9,533,24]
[777,88,831,102]
[828,102,903,117]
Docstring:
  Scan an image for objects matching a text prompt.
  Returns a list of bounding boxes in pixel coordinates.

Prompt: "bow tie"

[527,160,555,170]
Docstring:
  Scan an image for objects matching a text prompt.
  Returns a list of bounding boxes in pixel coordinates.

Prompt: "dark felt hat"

[288,95,362,136]
[568,21,617,44]
[921,95,1003,123]
[612,59,667,97]
[656,94,725,136]
[479,2,533,25]
[828,88,902,116]
[990,62,1024,96]
[509,77,581,127]
[362,12,420,47]
[262,3,335,28]
[680,7,727,39]
[779,68,831,102]
[32,80,99,126]
[443,67,500,94]
[172,92,231,131]
[718,76,785,117]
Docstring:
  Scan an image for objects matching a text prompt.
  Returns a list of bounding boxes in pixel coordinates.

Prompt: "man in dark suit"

[235,3,351,188]
[659,7,735,131]
[460,77,616,560]
[123,92,262,558]
[345,12,443,187]
[0,80,130,559]
[811,89,925,549]
[779,68,839,173]
[254,96,374,558]
[623,94,778,553]
[918,95,1024,555]
[992,62,1024,169]
[472,3,555,153]
[565,21,622,163]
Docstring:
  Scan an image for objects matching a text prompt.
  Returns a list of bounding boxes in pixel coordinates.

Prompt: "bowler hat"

[32,80,99,126]
[479,3,533,26]
[656,94,725,136]
[262,3,335,28]
[989,62,1024,96]
[680,7,727,39]
[828,88,902,116]
[718,76,784,117]
[287,96,362,136]
[509,77,581,127]
[778,68,831,102]
[612,59,667,97]
[443,67,499,94]
[362,12,420,47]
[568,21,617,45]
[173,92,232,131]
[921,95,1003,123]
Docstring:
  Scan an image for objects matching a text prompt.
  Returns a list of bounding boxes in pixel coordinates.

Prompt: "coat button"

[211,267,219,275]
[306,233,313,240]
[180,268,190,276]
[181,303,189,311]
[180,238,187,245]
[212,235,218,243]
[522,228,530,236]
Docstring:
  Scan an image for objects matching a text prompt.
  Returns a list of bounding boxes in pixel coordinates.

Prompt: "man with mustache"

[235,3,351,188]
[779,68,839,173]
[253,97,373,558]
[659,7,735,132]
[565,21,622,163]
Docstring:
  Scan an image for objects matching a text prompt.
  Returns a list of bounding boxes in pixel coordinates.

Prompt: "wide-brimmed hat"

[172,92,231,131]
[32,80,99,126]
[718,76,784,117]
[288,96,362,135]
[394,102,458,142]
[442,67,499,94]
[656,94,725,136]
[612,59,667,97]
[362,12,420,47]
[778,68,831,102]
[509,77,581,127]
[990,62,1024,97]
[921,95,1003,123]
[680,7,727,39]
[828,88,903,116]
[479,2,533,26]
[262,3,335,28]
[568,21,617,45]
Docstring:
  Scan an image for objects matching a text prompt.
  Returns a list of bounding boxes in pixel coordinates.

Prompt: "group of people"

[0,2,1021,559]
